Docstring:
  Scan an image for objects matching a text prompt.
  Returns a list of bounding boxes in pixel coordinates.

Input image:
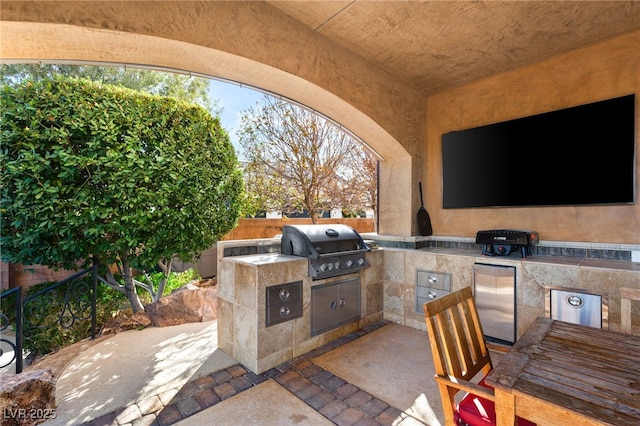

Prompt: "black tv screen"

[442,94,636,208]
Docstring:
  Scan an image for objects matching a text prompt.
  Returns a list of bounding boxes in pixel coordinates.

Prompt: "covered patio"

[2,2,640,425]
[3,1,640,243]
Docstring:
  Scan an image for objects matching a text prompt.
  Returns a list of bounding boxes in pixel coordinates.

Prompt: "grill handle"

[325,228,339,237]
[317,248,370,258]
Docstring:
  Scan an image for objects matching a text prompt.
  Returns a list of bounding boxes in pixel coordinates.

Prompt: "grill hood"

[281,224,370,279]
[281,224,369,258]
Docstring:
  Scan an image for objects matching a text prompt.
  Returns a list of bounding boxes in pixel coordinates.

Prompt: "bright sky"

[208,79,266,154]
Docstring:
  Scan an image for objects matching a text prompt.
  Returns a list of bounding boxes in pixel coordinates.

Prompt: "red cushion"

[455,376,536,426]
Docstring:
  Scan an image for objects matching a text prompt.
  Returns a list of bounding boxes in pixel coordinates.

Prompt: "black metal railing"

[0,263,98,374]
[0,286,23,373]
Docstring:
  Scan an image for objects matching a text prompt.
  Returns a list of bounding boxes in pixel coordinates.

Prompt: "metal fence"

[0,264,98,374]
[0,286,23,373]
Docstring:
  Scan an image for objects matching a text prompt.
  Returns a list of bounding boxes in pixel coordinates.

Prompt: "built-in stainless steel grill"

[281,224,370,279]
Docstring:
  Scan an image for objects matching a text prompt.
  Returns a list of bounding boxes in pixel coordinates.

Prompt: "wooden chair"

[423,286,535,426]
[620,287,640,334]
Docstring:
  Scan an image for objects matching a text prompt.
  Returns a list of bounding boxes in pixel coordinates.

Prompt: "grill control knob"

[334,261,341,269]
[346,259,354,267]
[320,263,327,271]
[357,258,365,266]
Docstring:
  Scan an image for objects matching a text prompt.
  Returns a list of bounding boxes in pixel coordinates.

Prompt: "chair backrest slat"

[424,286,492,381]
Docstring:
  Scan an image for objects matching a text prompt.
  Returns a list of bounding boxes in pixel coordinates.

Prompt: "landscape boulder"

[145,281,217,327]
[0,368,56,426]
[100,310,152,334]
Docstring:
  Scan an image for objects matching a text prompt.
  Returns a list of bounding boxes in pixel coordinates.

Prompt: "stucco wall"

[425,30,640,244]
[0,1,424,236]
[1,2,639,243]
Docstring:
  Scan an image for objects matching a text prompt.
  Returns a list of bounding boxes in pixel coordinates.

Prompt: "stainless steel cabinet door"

[550,289,602,329]
[311,278,361,335]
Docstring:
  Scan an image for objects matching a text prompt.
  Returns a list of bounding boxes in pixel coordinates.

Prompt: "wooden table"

[485,317,640,426]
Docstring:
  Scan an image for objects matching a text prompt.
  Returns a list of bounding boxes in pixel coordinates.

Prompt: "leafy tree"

[1,77,243,313]
[238,96,377,222]
[0,63,218,114]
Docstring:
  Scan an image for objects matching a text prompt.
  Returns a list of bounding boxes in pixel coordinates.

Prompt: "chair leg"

[437,383,459,426]
[622,297,632,334]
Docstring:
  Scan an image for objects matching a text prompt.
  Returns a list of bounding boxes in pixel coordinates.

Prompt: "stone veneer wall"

[216,238,384,374]
[367,234,639,262]
[377,246,640,337]
[217,235,640,373]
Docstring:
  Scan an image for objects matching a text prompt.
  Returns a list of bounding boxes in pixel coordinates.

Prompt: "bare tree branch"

[239,96,377,221]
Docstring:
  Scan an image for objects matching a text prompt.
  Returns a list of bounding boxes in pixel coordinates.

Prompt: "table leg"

[493,387,517,426]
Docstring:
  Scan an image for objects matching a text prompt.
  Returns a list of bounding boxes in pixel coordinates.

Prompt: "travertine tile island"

[217,239,384,374]
[218,236,640,374]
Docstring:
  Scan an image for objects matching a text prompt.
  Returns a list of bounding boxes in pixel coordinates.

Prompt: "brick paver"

[306,389,337,410]
[320,399,350,419]
[335,383,359,399]
[229,375,253,392]
[193,388,221,407]
[213,382,236,400]
[295,381,323,400]
[346,390,373,408]
[333,407,365,426]
[376,406,406,426]
[193,375,215,387]
[210,369,232,383]
[361,398,389,417]
[175,396,201,417]
[153,405,182,426]
[320,374,348,392]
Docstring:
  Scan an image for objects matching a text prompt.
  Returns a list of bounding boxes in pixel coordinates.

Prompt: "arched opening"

[1,18,420,236]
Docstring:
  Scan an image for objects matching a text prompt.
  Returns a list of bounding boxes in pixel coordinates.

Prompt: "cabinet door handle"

[280,305,291,317]
[279,289,290,301]
[567,295,584,308]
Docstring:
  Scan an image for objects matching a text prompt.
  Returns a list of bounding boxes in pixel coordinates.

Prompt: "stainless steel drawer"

[416,270,451,314]
[266,301,303,326]
[267,282,302,305]
[266,281,302,327]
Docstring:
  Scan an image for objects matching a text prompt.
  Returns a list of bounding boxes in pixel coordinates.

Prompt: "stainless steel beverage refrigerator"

[473,263,516,345]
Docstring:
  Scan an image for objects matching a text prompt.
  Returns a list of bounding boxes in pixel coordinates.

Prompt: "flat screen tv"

[442,94,636,208]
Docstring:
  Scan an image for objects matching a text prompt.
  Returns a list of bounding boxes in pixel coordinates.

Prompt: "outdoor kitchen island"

[217,234,640,374]
[216,237,384,374]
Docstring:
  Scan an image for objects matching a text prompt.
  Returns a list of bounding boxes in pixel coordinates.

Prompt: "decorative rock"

[100,310,152,335]
[145,284,218,327]
[0,368,56,426]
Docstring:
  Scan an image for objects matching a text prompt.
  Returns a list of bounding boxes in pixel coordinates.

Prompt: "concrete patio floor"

[27,320,447,426]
